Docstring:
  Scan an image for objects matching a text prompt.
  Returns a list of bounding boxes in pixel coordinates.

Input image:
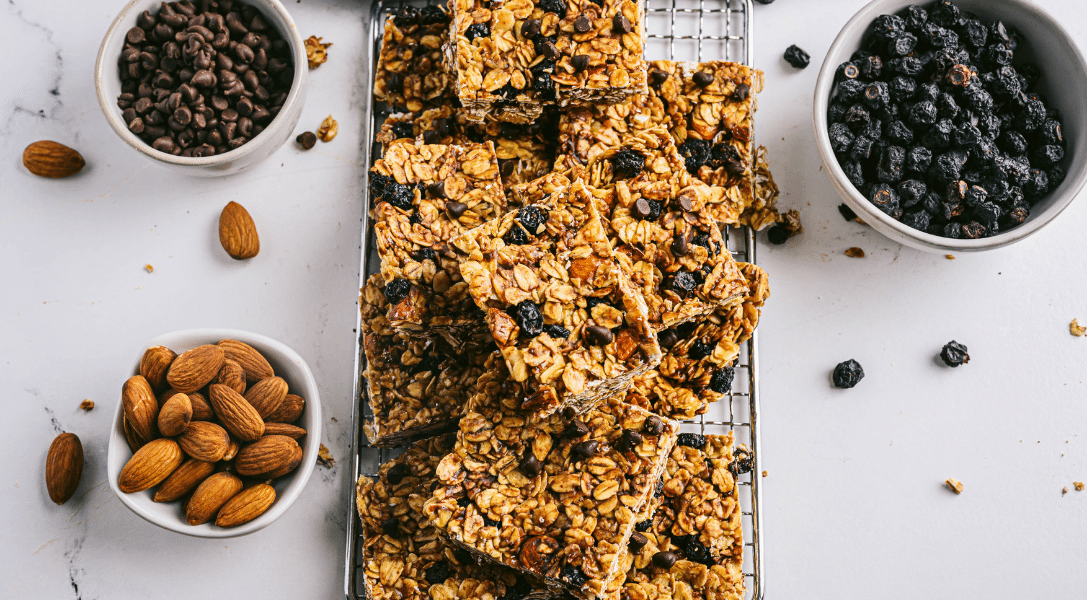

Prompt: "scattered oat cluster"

[357,3,780,596]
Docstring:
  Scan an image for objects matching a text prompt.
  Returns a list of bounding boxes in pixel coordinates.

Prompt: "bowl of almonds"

[106,329,321,537]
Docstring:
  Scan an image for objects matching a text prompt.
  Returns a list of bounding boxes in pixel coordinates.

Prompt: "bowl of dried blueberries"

[814,0,1087,252]
[95,0,308,176]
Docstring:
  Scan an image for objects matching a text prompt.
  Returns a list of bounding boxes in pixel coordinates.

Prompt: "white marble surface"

[2,0,1086,598]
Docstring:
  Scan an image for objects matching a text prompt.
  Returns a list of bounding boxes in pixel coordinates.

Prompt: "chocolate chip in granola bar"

[657,329,678,349]
[571,54,590,72]
[710,143,745,175]
[539,0,566,15]
[383,278,411,305]
[561,565,588,587]
[632,198,660,221]
[539,38,560,60]
[574,13,592,33]
[652,551,677,569]
[512,300,544,337]
[612,13,632,34]
[563,419,590,439]
[832,359,864,388]
[465,22,490,41]
[453,548,473,565]
[520,454,542,478]
[940,340,969,367]
[693,71,715,87]
[521,18,542,38]
[386,72,403,94]
[629,532,649,551]
[428,181,450,200]
[732,82,751,101]
[499,159,516,177]
[380,517,399,536]
[573,440,599,458]
[385,462,409,485]
[425,561,451,584]
[611,148,645,179]
[643,415,664,437]
[677,433,706,449]
[709,366,735,393]
[620,429,643,451]
[668,234,690,258]
[543,323,570,339]
[296,131,317,149]
[585,325,614,346]
[648,67,669,88]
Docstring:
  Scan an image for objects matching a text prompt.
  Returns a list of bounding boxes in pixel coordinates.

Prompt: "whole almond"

[265,393,305,424]
[157,393,192,437]
[177,421,230,462]
[139,345,177,391]
[262,422,306,439]
[208,384,265,441]
[167,345,225,393]
[46,432,83,505]
[122,375,159,442]
[234,435,299,477]
[153,458,215,502]
[118,438,183,493]
[216,483,276,527]
[219,201,260,260]
[188,391,215,421]
[222,436,241,461]
[217,359,247,395]
[217,340,274,383]
[186,472,243,525]
[244,376,288,418]
[263,444,303,479]
[23,140,85,178]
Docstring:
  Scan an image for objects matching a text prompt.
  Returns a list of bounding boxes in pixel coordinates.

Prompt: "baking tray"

[346,0,764,598]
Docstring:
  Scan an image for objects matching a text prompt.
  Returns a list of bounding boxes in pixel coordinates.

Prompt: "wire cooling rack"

[346,1,763,598]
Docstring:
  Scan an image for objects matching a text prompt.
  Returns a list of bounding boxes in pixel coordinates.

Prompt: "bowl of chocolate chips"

[95,0,308,176]
[814,0,1087,252]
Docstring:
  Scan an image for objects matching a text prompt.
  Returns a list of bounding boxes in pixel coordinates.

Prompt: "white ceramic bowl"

[107,329,321,537]
[94,0,308,177]
[813,0,1087,253]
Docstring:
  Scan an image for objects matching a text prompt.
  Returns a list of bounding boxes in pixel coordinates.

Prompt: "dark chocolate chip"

[386,462,409,485]
[643,415,664,436]
[693,71,714,87]
[585,325,614,346]
[520,454,542,477]
[573,440,599,458]
[574,14,592,33]
[572,54,590,72]
[613,13,632,34]
[652,551,677,568]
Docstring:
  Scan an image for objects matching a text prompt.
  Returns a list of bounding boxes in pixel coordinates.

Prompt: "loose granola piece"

[455,192,661,417]
[360,274,493,446]
[844,247,865,258]
[745,145,783,231]
[620,433,745,600]
[375,6,454,112]
[317,115,338,142]
[945,478,964,494]
[573,128,750,331]
[627,263,769,419]
[370,142,506,342]
[377,106,558,186]
[79,399,94,411]
[1070,318,1085,337]
[357,435,550,600]
[304,35,332,69]
[423,355,679,600]
[448,0,648,123]
[318,443,335,467]
[1075,482,1085,491]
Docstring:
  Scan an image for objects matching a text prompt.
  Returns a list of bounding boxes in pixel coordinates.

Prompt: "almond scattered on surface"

[218,201,260,260]
[46,432,83,505]
[23,140,85,178]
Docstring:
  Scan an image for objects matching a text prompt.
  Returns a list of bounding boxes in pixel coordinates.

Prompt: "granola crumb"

[945,254,955,260]
[1063,486,1070,496]
[317,115,338,142]
[317,443,335,468]
[1075,482,1085,491]
[305,35,332,69]
[844,247,865,258]
[144,264,154,273]
[783,208,803,236]
[79,399,94,411]
[945,478,963,494]
[1070,319,1086,337]
[762,470,768,477]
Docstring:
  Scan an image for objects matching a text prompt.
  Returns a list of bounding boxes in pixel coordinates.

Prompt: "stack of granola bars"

[358,2,775,598]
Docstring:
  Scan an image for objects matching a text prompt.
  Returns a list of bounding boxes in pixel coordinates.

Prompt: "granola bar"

[357,435,553,600]
[455,192,661,417]
[370,141,506,342]
[423,354,680,600]
[627,262,769,419]
[377,106,558,187]
[447,0,647,123]
[360,274,493,447]
[573,128,750,331]
[375,6,455,112]
[620,434,745,600]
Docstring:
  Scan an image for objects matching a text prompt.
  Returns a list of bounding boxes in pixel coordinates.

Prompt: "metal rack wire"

[346,1,762,598]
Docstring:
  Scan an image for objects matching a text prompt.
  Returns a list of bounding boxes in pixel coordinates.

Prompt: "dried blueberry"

[838,203,859,221]
[869,183,900,215]
[369,171,391,199]
[516,205,548,234]
[688,339,713,360]
[503,224,531,245]
[940,340,969,367]
[543,324,570,339]
[611,148,645,179]
[709,366,735,394]
[425,562,451,584]
[729,446,753,476]
[677,138,711,175]
[465,22,490,41]
[386,462,409,485]
[710,143,746,175]
[677,433,706,449]
[832,359,864,389]
[634,518,653,532]
[380,517,399,537]
[383,278,411,305]
[767,222,791,245]
[901,209,930,231]
[512,300,544,337]
[667,271,699,297]
[783,44,810,69]
[418,5,451,25]
[539,0,565,15]
[674,534,714,566]
[384,181,415,211]
[393,6,419,26]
